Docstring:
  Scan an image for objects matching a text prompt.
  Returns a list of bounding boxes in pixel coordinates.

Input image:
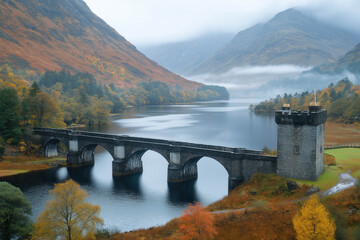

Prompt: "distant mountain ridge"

[187,9,360,76]
[0,0,201,89]
[140,33,234,75]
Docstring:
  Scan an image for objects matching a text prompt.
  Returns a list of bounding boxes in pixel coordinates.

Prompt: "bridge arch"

[44,138,68,157]
[182,155,231,176]
[80,143,115,165]
[126,147,170,165]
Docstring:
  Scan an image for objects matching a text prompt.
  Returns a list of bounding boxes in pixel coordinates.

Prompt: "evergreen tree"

[0,182,33,240]
[0,88,22,142]
[29,81,40,96]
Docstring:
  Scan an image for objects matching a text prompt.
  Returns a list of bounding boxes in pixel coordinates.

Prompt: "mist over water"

[188,65,359,98]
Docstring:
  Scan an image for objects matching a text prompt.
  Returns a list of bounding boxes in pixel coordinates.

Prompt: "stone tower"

[275,104,327,180]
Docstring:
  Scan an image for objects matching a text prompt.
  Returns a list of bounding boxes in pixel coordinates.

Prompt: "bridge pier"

[167,164,198,182]
[67,138,95,167]
[168,151,198,183]
[228,177,243,192]
[112,158,143,176]
[112,145,143,176]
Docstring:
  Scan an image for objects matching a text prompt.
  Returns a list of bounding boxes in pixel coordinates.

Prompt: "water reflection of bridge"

[34,128,277,191]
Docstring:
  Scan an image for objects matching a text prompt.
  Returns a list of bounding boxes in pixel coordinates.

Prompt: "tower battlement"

[275,106,327,126]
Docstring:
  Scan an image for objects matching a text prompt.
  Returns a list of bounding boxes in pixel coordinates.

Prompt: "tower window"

[294,146,300,155]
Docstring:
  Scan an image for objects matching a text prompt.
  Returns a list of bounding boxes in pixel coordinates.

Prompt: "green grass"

[290,148,360,191]
[327,148,360,175]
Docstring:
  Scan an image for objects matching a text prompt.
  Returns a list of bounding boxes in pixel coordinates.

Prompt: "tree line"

[0,68,65,157]
[254,78,360,123]
[39,69,229,127]
[0,65,229,157]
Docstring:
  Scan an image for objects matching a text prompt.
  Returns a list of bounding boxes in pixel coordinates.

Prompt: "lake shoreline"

[0,155,67,178]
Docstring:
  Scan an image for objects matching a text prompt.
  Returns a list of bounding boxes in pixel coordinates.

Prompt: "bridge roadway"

[34,128,277,191]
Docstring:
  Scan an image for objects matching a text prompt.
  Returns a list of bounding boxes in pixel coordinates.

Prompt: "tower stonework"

[276,105,327,180]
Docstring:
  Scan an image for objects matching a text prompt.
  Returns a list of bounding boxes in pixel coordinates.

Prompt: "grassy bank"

[290,148,360,190]
[0,155,66,177]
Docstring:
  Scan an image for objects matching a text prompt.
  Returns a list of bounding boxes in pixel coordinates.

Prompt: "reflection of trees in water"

[67,165,94,185]
[112,173,143,199]
[2,167,62,190]
[252,111,275,120]
[167,179,199,205]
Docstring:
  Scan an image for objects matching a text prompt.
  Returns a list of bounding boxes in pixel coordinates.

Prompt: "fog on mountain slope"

[188,65,311,98]
[186,8,360,76]
[313,43,360,75]
[189,64,359,99]
[139,32,234,75]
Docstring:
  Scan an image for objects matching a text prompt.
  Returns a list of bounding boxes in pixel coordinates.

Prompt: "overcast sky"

[84,0,360,47]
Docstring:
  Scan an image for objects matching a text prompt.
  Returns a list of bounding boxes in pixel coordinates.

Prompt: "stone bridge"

[33,128,277,191]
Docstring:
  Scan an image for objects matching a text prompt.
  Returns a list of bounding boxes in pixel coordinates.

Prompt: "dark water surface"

[2,99,277,232]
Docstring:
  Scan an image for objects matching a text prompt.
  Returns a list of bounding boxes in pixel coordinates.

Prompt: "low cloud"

[188,65,310,92]
[84,0,360,46]
[187,65,359,98]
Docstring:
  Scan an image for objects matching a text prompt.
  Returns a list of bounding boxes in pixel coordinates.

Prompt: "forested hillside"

[0,0,201,89]
[0,65,229,131]
[254,78,360,123]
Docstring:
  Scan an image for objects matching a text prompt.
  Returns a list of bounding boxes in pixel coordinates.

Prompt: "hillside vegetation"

[110,168,360,239]
[1,65,229,130]
[0,0,200,89]
[314,42,360,75]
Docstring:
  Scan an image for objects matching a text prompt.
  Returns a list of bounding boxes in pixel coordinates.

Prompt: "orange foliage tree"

[178,202,217,240]
[293,195,336,240]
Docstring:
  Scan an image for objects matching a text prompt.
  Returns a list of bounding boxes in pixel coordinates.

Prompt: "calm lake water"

[2,99,277,232]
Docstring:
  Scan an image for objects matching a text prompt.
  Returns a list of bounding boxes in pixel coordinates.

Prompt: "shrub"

[324,153,336,166]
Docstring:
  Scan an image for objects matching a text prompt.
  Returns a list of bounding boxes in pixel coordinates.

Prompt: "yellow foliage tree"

[31,179,103,240]
[24,92,66,128]
[179,202,217,240]
[293,195,335,240]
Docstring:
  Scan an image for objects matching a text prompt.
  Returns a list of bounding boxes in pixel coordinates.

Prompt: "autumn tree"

[179,202,217,240]
[293,194,336,240]
[23,92,65,128]
[32,179,103,240]
[0,182,33,240]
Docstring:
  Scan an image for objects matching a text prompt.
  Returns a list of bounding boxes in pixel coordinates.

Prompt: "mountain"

[0,0,201,89]
[139,32,234,75]
[313,43,360,75]
[187,9,360,76]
